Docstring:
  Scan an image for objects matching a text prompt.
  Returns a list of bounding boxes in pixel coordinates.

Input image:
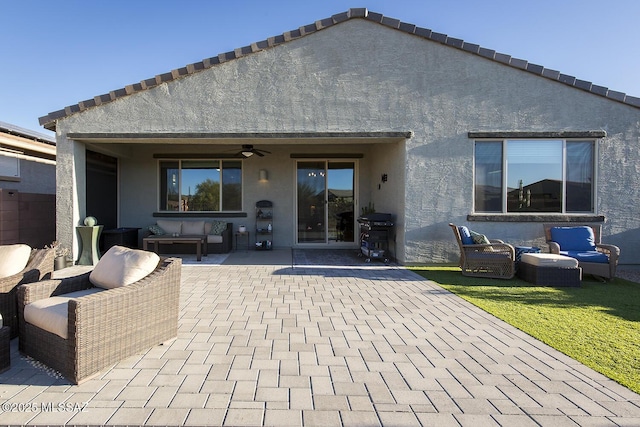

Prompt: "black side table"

[235,231,250,251]
[102,227,141,250]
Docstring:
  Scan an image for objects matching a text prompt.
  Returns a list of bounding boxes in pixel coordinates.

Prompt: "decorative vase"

[54,256,67,271]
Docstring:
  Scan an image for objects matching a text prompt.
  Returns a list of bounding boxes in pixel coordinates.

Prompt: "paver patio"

[1,250,639,426]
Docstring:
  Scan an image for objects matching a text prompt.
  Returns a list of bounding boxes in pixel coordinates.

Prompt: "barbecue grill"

[357,213,394,263]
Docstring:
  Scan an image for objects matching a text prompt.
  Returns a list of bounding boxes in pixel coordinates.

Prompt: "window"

[474,140,595,213]
[0,152,20,180]
[159,160,242,212]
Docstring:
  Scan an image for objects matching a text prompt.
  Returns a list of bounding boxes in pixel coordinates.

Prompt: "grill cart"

[358,213,394,263]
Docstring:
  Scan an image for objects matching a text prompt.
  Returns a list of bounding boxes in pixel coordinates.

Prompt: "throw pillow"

[458,226,474,245]
[90,245,160,289]
[209,220,227,235]
[148,224,165,235]
[0,244,31,278]
[470,230,491,245]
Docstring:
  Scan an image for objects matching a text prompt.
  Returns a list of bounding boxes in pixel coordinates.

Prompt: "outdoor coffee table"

[143,235,207,261]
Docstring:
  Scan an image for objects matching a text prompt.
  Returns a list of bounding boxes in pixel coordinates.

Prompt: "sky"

[2,0,639,136]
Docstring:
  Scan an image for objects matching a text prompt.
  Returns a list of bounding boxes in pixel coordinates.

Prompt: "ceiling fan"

[237,144,271,158]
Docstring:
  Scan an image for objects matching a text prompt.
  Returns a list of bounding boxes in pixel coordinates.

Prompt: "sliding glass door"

[296,161,356,244]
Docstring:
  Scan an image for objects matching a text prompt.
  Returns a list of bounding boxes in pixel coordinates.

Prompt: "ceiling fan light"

[241,151,254,158]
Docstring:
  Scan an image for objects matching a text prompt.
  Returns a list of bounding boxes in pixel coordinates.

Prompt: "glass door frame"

[294,159,358,247]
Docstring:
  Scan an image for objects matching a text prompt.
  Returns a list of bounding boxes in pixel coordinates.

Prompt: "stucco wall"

[1,159,56,194]
[54,18,640,264]
[113,142,379,250]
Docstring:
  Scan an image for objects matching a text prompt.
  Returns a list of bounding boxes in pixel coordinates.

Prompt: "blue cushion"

[458,226,474,245]
[560,250,609,264]
[550,226,597,251]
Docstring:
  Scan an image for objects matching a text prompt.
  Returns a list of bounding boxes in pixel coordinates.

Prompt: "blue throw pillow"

[458,226,474,245]
[550,226,596,251]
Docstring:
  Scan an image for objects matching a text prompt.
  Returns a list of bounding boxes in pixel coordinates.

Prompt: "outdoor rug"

[292,248,396,267]
[176,253,230,265]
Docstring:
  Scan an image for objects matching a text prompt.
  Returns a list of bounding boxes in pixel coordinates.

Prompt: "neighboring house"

[39,9,640,265]
[0,121,56,247]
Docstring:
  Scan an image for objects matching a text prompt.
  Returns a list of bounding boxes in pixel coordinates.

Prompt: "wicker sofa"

[17,248,181,384]
[0,247,54,338]
[144,219,232,254]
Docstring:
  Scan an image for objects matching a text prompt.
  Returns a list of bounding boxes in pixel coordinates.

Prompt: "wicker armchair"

[17,256,181,384]
[543,223,619,280]
[449,223,515,279]
[0,248,54,338]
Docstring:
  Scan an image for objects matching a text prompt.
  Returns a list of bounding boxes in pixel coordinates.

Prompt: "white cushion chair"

[0,245,54,338]
[18,246,181,383]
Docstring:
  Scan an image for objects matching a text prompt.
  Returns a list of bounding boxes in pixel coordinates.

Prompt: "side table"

[102,227,141,250]
[235,231,250,251]
[0,325,10,373]
[77,225,103,266]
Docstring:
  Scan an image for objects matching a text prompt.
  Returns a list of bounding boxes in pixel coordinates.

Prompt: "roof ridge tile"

[331,11,349,23]
[348,8,368,18]
[626,95,640,107]
[39,7,639,130]
[365,11,384,23]
[380,16,401,29]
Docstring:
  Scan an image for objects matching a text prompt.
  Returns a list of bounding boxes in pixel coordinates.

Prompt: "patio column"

[55,131,87,263]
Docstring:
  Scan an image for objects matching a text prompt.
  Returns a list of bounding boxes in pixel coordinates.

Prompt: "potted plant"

[47,241,71,270]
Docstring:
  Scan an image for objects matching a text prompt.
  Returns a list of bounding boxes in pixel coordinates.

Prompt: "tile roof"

[39,8,640,131]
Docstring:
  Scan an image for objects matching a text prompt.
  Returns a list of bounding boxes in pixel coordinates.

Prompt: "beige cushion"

[157,219,182,235]
[24,288,103,339]
[207,235,223,244]
[520,253,579,268]
[182,220,205,235]
[89,245,160,289]
[0,244,31,279]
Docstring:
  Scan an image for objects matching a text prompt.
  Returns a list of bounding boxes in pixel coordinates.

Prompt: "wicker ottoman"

[0,326,9,373]
[517,253,582,287]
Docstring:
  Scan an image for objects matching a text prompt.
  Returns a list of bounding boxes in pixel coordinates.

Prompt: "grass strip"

[410,267,640,394]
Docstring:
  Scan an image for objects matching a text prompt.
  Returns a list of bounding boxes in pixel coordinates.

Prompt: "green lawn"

[410,267,640,394]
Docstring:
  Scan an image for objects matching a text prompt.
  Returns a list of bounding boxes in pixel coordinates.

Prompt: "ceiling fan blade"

[254,150,265,157]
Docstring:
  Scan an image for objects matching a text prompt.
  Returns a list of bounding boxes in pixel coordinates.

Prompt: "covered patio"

[1,251,639,426]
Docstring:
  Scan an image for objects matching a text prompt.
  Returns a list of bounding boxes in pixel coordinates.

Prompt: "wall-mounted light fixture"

[259,169,268,182]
